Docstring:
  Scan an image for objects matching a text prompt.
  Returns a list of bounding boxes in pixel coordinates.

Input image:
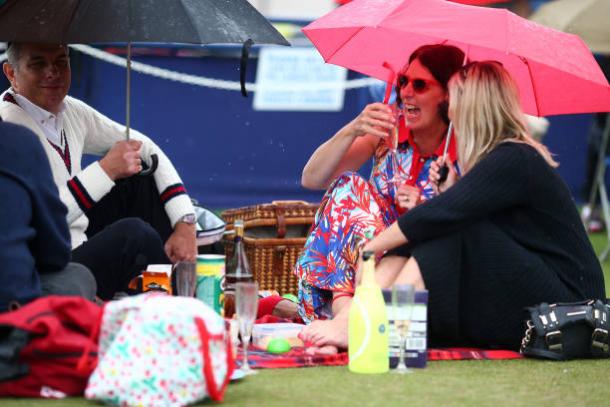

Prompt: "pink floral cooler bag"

[85,294,234,406]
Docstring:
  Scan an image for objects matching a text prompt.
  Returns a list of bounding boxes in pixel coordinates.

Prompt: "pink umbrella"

[337,0,511,5]
[303,0,610,116]
[449,0,510,4]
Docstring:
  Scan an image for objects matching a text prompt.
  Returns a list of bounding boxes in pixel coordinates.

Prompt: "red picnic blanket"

[244,316,523,368]
[237,346,522,369]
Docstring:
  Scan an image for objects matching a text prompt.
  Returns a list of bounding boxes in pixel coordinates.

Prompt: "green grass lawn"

[2,234,610,406]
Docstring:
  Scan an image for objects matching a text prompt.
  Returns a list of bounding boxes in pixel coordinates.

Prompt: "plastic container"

[252,323,304,349]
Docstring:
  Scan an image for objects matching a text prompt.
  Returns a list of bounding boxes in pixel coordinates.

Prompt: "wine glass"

[391,284,415,374]
[173,261,197,297]
[236,281,259,375]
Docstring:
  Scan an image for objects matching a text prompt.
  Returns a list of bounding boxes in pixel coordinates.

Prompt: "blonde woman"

[308,61,605,351]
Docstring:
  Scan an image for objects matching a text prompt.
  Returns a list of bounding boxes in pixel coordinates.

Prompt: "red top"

[397,118,458,187]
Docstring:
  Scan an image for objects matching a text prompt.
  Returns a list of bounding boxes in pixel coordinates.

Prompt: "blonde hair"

[448,61,558,172]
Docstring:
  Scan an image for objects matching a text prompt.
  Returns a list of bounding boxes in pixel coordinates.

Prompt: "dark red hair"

[395,44,465,124]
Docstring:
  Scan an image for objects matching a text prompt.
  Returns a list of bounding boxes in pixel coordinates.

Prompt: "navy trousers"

[72,176,169,300]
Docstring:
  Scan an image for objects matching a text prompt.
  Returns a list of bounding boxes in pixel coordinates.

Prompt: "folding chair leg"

[595,114,610,262]
[599,181,610,261]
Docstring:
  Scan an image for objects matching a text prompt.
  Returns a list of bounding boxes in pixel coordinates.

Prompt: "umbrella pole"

[125,42,131,141]
[442,122,453,161]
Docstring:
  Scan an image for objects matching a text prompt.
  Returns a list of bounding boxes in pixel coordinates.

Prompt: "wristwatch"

[178,213,197,225]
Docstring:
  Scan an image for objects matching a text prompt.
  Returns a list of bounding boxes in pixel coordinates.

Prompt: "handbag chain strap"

[520,319,535,352]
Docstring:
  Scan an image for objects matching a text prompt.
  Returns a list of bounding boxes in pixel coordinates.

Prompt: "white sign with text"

[253,47,347,111]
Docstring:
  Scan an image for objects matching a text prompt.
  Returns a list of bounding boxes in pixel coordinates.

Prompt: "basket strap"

[274,206,287,238]
[273,245,287,276]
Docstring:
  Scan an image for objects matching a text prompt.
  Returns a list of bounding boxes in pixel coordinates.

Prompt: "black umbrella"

[0,0,289,46]
[0,0,289,172]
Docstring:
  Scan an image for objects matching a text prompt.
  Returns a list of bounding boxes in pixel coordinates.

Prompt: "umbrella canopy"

[0,0,289,174]
[0,0,289,46]
[337,0,511,5]
[0,0,288,147]
[530,0,610,55]
[303,0,610,116]
[450,0,510,5]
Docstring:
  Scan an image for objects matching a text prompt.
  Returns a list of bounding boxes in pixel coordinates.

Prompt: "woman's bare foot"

[300,293,351,350]
[305,344,339,355]
[300,318,349,349]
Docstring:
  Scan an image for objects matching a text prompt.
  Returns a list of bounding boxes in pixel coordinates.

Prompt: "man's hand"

[164,222,197,263]
[99,140,143,181]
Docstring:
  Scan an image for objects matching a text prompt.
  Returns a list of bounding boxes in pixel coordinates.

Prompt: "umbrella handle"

[240,39,254,97]
[139,153,159,176]
[437,122,454,184]
[438,165,449,184]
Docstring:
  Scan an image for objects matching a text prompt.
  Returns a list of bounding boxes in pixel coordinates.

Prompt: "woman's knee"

[396,256,426,290]
[331,171,369,191]
[375,255,408,288]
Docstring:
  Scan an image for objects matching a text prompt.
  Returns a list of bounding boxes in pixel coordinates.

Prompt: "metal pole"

[125,42,131,140]
[594,113,610,261]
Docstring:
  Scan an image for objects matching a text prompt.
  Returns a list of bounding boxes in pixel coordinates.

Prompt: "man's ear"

[3,63,15,86]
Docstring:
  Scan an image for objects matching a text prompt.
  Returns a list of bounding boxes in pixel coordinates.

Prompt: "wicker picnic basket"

[221,201,318,295]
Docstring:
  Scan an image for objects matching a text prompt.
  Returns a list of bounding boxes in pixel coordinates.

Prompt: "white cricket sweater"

[0,90,194,249]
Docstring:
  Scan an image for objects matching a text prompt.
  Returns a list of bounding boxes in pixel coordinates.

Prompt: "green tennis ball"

[267,338,291,354]
[282,293,298,303]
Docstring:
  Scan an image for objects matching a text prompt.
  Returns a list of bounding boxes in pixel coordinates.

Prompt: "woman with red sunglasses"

[295,45,464,349]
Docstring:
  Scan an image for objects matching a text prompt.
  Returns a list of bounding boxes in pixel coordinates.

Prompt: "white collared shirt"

[12,91,66,146]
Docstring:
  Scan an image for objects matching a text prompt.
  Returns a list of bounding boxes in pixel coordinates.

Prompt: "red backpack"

[0,296,101,398]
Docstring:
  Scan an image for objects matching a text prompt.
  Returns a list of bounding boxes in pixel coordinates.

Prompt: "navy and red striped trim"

[68,176,95,212]
[160,183,187,205]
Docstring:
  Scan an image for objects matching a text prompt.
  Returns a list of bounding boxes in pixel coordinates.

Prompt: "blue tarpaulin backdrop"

[68,47,594,210]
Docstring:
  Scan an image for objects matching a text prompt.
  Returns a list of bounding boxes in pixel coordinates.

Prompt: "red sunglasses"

[396,74,437,94]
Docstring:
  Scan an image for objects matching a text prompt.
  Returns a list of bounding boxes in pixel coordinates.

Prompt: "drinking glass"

[391,284,415,374]
[236,281,259,375]
[173,261,197,297]
[387,105,408,186]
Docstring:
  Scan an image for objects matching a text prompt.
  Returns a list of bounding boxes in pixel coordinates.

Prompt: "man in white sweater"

[1,43,197,299]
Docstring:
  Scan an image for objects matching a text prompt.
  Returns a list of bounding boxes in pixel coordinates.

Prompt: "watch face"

[181,214,197,224]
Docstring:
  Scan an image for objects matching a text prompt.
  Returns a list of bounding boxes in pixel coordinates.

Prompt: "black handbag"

[520,299,610,360]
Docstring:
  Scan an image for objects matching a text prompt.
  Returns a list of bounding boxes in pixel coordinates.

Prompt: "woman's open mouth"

[405,104,421,120]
